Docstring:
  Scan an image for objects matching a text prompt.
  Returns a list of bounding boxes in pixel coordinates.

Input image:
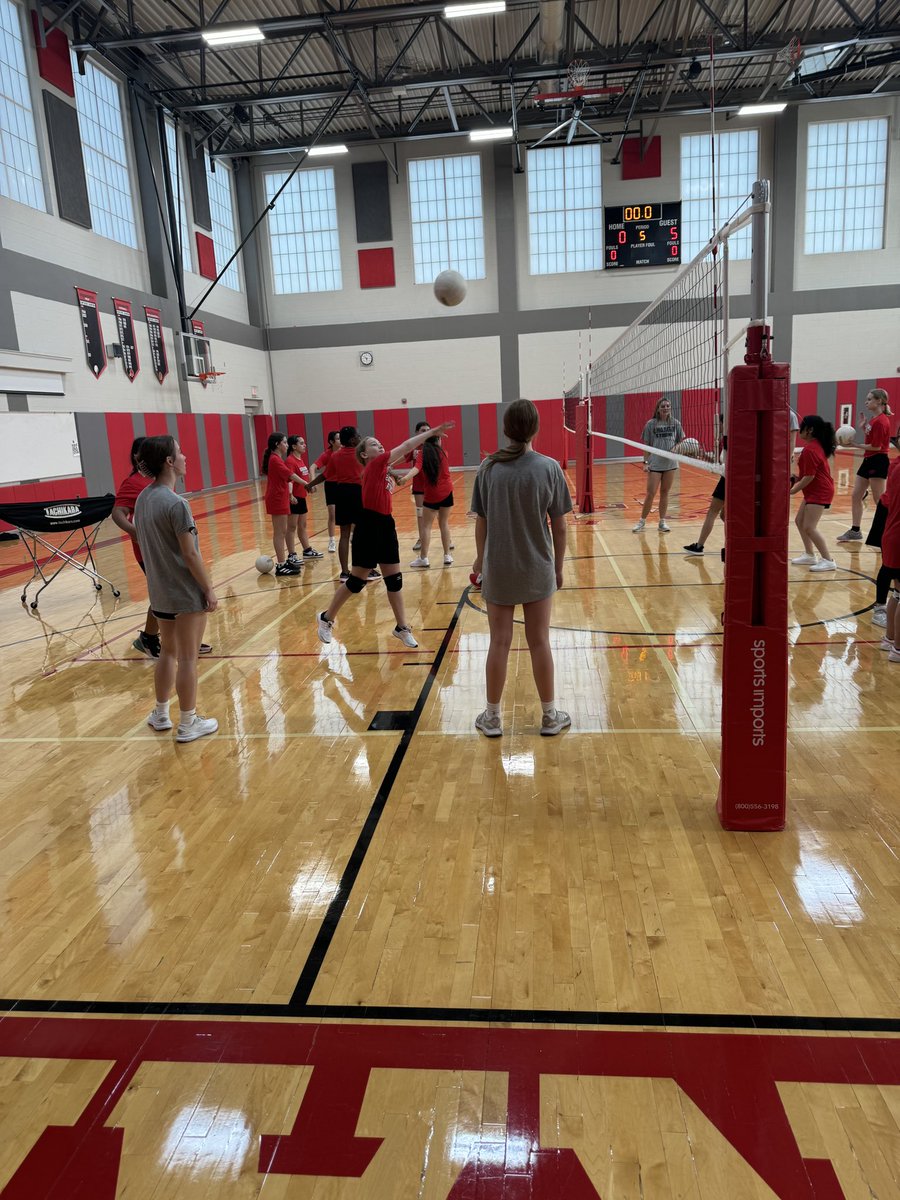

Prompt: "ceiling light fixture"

[306,144,349,156]
[469,127,513,141]
[201,25,264,46]
[444,2,506,20]
[737,102,788,115]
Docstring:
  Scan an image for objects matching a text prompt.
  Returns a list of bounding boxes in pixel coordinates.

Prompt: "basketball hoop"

[566,59,590,91]
[197,370,225,386]
[776,35,803,68]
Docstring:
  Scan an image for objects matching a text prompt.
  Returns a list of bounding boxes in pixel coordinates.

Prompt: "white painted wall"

[518,327,627,400]
[791,309,900,382]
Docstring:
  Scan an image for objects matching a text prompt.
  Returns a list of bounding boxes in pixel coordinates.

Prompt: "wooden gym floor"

[0,459,898,1198]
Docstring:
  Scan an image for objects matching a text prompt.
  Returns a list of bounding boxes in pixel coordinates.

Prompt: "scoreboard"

[604,202,681,269]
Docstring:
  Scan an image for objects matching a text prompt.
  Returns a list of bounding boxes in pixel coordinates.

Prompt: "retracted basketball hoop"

[531,61,623,149]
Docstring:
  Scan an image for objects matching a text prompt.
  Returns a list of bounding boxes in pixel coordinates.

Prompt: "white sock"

[179,707,196,726]
[486,701,501,718]
[154,700,170,719]
[541,701,556,717]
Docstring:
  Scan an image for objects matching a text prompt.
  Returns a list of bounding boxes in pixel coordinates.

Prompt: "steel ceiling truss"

[51,0,900,156]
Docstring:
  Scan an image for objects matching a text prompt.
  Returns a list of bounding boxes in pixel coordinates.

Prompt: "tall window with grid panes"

[71,57,138,248]
[680,130,758,260]
[0,0,44,209]
[527,144,603,275]
[408,154,485,285]
[265,168,341,293]
[805,117,888,254]
[205,154,241,289]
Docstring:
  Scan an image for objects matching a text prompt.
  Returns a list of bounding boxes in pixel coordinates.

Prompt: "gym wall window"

[265,167,342,294]
[527,143,603,276]
[0,0,45,211]
[408,153,485,285]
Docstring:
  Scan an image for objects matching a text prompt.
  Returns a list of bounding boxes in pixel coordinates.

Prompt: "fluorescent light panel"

[306,144,348,156]
[201,25,264,45]
[737,102,787,115]
[469,127,513,141]
[444,1,506,19]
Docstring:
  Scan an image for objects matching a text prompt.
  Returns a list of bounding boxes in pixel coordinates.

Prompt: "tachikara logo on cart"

[44,504,81,518]
[751,638,766,746]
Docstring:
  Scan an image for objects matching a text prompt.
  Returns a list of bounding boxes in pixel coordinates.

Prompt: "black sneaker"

[683,543,704,556]
[287,552,301,563]
[133,631,161,658]
[303,547,324,558]
[275,561,302,576]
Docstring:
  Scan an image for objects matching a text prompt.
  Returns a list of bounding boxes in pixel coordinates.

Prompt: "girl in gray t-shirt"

[470,399,573,739]
[633,396,685,534]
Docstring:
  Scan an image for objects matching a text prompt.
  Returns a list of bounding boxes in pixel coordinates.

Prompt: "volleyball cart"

[0,494,121,609]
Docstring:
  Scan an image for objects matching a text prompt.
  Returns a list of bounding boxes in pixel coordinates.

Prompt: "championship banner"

[191,318,209,388]
[143,306,168,384]
[74,287,106,378]
[112,297,139,382]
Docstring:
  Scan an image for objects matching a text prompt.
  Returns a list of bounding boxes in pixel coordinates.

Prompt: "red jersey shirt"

[315,448,333,480]
[798,440,834,506]
[330,445,363,485]
[411,447,424,493]
[265,453,293,510]
[423,445,452,504]
[361,450,394,517]
[114,471,150,564]
[865,413,890,457]
[879,456,900,568]
[286,453,308,498]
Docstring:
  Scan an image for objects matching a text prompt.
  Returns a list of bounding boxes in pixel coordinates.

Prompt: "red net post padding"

[574,403,594,514]
[717,354,790,831]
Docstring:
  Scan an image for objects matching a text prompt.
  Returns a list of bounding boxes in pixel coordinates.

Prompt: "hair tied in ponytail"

[485,399,540,468]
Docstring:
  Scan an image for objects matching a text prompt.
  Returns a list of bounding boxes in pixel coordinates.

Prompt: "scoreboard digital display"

[604,202,681,269]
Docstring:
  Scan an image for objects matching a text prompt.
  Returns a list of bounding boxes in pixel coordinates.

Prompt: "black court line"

[287,587,469,1009]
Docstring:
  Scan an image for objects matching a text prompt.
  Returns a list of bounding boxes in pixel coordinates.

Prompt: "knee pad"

[385,572,403,593]
[345,574,366,594]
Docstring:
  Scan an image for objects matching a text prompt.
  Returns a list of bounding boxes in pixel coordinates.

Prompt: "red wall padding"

[623,392,662,446]
[531,399,565,463]
[204,413,227,488]
[478,404,497,461]
[143,414,170,437]
[253,414,275,473]
[426,405,463,466]
[372,410,409,456]
[589,396,607,460]
[196,232,217,281]
[796,382,818,420]
[30,14,75,96]
[228,415,248,482]
[284,413,308,442]
[321,412,358,446]
[176,414,203,492]
[358,247,396,289]
[877,378,900,435]
[105,413,136,481]
[835,381,858,430]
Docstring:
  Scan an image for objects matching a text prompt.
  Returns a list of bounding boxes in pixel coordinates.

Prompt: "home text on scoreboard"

[604,202,682,269]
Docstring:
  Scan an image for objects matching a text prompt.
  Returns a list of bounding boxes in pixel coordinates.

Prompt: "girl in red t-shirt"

[286,435,323,561]
[111,436,159,657]
[312,430,340,552]
[261,432,310,576]
[838,387,894,543]
[411,432,455,568]
[878,456,900,661]
[316,421,454,650]
[790,416,837,571]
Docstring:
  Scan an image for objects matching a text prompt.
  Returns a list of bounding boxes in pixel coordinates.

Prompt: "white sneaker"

[317,611,334,644]
[412,539,422,551]
[410,556,430,568]
[392,625,418,648]
[147,710,173,731]
[443,554,454,566]
[791,554,817,565]
[176,714,218,743]
[658,520,670,533]
[872,606,887,627]
[540,708,572,736]
[809,559,836,572]
[880,636,893,651]
[889,648,900,664]
[475,711,503,738]
[327,537,336,552]
[632,519,646,532]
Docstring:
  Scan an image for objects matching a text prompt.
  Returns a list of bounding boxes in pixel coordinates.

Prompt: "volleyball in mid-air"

[836,424,857,447]
[255,555,275,574]
[675,437,702,458]
[433,269,467,307]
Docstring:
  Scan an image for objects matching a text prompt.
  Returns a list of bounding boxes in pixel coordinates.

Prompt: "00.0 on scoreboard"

[604,202,682,269]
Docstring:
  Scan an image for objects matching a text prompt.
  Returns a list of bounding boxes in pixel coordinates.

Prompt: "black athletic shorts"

[351,510,399,569]
[323,481,338,507]
[334,482,362,527]
[152,610,176,621]
[867,499,887,548]
[424,493,454,511]
[290,496,308,515]
[857,453,889,480]
[711,476,726,503]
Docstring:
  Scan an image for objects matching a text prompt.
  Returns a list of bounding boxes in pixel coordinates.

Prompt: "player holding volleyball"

[790,415,837,572]
[632,397,685,533]
[837,388,893,543]
[262,432,311,576]
[286,435,323,560]
[316,421,455,648]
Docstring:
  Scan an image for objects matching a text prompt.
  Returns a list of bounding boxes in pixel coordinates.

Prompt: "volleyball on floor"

[255,555,274,574]
[433,270,467,307]
[675,437,702,458]
[836,424,857,447]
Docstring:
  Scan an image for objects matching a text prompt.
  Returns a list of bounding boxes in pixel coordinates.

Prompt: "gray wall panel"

[129,92,169,299]
[7,393,28,412]
[74,412,114,495]
[234,160,265,328]
[407,407,427,434]
[185,128,211,231]
[132,413,146,437]
[352,162,392,243]
[305,413,324,463]
[243,415,257,481]
[221,413,235,483]
[194,410,212,489]
[817,380,837,419]
[43,93,91,229]
[460,402,481,467]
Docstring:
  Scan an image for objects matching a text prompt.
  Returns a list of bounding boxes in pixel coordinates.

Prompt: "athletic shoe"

[683,543,704,556]
[392,625,419,648]
[412,539,422,551]
[889,648,900,664]
[632,519,646,532]
[133,631,161,658]
[809,559,837,572]
[275,561,301,576]
[540,708,572,736]
[147,710,173,731]
[443,554,454,566]
[317,612,334,644]
[791,554,817,565]
[880,637,893,651]
[658,520,671,533]
[872,606,888,627]
[368,569,382,580]
[449,543,455,550]
[410,556,430,568]
[303,547,323,558]
[287,552,300,563]
[327,538,337,552]
[475,711,503,738]
[836,529,863,542]
[198,643,212,655]
[339,572,350,582]
[176,714,218,743]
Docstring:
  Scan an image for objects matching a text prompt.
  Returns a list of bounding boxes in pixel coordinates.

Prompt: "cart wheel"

[94,583,102,591]
[30,601,38,610]
[113,589,121,598]
[20,595,26,606]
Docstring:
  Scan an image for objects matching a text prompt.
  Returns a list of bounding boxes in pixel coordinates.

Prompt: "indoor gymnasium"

[1,0,900,1194]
